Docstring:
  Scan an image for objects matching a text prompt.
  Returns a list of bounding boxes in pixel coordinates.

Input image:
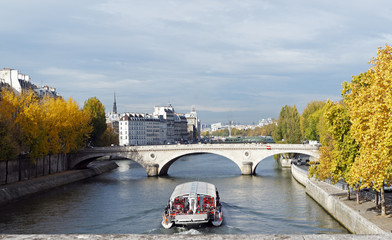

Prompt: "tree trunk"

[381,183,386,216]
[375,190,379,209]
[347,187,350,200]
[356,184,360,204]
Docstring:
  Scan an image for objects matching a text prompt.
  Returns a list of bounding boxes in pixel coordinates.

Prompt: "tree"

[0,114,18,161]
[42,97,92,154]
[309,100,359,201]
[83,97,107,146]
[301,101,326,141]
[260,120,277,136]
[0,88,92,161]
[273,105,301,143]
[96,124,119,147]
[0,89,45,158]
[343,45,392,216]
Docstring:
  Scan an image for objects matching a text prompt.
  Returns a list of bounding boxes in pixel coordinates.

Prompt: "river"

[0,154,348,234]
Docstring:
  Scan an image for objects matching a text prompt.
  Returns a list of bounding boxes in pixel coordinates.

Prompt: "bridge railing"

[80,143,320,153]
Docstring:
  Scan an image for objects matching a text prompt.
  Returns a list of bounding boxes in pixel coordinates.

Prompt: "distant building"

[0,68,31,93]
[185,106,201,142]
[258,118,273,127]
[118,104,197,146]
[35,85,59,98]
[174,113,188,142]
[211,122,222,132]
[0,68,59,97]
[106,93,120,133]
[153,105,175,144]
[119,113,146,146]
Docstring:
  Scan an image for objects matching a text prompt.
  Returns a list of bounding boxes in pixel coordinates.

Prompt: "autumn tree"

[260,121,277,136]
[42,97,92,154]
[300,101,326,141]
[0,88,92,160]
[96,124,119,147]
[212,128,229,137]
[83,97,107,146]
[0,89,45,158]
[309,100,359,201]
[273,105,301,143]
[0,114,18,161]
[343,45,392,216]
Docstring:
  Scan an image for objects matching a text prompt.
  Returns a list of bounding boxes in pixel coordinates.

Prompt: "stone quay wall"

[0,161,118,205]
[291,164,387,235]
[0,153,69,186]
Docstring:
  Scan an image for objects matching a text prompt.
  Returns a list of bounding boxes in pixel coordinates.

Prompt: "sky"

[1,1,391,124]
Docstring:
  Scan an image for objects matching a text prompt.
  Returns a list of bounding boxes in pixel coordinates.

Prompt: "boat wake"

[175,227,202,235]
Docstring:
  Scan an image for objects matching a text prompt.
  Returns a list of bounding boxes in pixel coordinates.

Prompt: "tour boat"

[161,181,223,229]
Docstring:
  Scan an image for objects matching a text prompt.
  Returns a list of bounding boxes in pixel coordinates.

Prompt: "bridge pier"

[146,164,159,177]
[241,162,253,175]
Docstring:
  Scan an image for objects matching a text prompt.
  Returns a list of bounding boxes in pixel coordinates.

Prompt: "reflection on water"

[0,154,348,234]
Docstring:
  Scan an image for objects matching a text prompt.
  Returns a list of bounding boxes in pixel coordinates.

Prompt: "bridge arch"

[251,149,320,174]
[158,151,243,176]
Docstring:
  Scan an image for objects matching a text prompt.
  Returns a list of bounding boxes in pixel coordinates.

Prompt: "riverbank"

[0,161,118,205]
[291,164,392,235]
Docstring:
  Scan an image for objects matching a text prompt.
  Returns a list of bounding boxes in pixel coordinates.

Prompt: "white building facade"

[119,113,146,146]
[118,105,197,146]
[0,68,29,93]
[153,105,175,144]
[185,107,201,142]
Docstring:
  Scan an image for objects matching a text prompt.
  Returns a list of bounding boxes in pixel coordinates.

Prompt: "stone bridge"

[69,143,320,176]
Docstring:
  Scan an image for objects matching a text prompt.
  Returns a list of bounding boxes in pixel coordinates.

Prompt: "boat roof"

[170,181,216,200]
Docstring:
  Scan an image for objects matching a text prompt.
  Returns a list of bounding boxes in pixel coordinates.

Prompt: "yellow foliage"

[0,89,92,159]
[345,44,392,190]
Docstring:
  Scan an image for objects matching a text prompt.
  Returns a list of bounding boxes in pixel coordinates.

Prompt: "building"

[35,85,59,98]
[145,114,162,145]
[119,112,168,146]
[185,106,201,142]
[211,122,223,132]
[258,118,273,127]
[118,104,200,146]
[174,113,189,143]
[0,68,30,93]
[119,113,146,146]
[0,68,59,97]
[153,105,175,144]
[106,93,120,133]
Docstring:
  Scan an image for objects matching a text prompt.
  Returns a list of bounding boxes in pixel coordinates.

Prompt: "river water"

[0,154,348,234]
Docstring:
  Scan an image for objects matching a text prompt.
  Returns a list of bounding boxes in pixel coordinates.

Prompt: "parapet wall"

[0,154,69,185]
[0,161,118,205]
[291,164,387,235]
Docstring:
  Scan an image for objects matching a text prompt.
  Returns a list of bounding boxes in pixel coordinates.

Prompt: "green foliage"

[309,100,359,185]
[0,115,18,161]
[96,124,119,147]
[301,101,326,141]
[212,128,229,137]
[202,131,210,137]
[83,97,107,146]
[273,105,301,143]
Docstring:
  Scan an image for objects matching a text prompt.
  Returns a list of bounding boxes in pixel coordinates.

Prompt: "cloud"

[2,0,392,123]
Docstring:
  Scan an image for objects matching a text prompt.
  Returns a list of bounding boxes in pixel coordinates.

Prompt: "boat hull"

[161,220,173,229]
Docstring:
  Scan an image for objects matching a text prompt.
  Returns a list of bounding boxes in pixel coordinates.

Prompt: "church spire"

[113,92,117,114]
